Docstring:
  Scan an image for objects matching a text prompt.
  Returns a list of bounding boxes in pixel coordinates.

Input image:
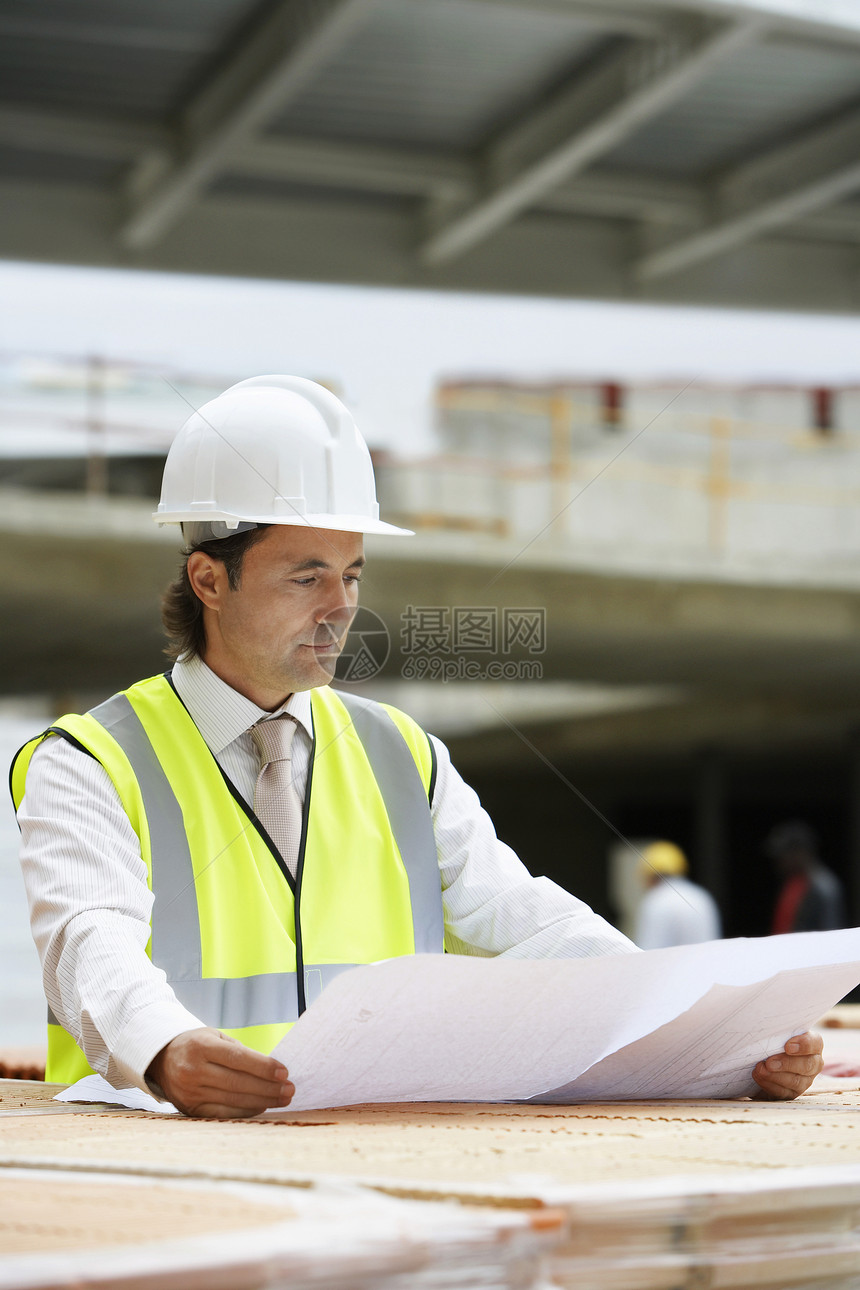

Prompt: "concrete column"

[694,747,727,916]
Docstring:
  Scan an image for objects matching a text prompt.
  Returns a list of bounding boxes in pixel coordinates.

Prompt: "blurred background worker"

[634,841,722,950]
[766,821,845,935]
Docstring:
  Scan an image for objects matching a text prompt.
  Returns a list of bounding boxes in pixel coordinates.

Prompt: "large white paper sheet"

[54,1073,178,1113]
[270,929,860,1111]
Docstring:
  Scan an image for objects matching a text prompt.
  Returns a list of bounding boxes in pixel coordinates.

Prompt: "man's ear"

[187,551,226,611]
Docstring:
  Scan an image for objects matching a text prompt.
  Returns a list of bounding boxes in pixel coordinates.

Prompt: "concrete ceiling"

[2,0,860,309]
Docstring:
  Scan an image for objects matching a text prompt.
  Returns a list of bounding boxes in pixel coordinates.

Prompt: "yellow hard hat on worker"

[640,840,688,878]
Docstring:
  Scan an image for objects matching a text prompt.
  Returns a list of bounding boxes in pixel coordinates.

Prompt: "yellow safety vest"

[11,674,443,1084]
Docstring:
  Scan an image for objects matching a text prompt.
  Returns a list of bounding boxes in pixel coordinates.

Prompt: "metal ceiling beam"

[7,102,860,257]
[792,207,860,244]
[119,0,376,250]
[243,137,711,224]
[0,107,163,162]
[0,104,464,196]
[547,171,703,222]
[419,17,761,266]
[645,0,860,45]
[455,0,671,37]
[241,135,473,199]
[0,105,698,216]
[5,170,860,313]
[636,105,860,280]
[0,17,209,51]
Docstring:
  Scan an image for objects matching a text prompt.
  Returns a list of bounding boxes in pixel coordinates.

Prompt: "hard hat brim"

[153,509,414,537]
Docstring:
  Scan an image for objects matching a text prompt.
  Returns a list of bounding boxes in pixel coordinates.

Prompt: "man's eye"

[293,577,316,586]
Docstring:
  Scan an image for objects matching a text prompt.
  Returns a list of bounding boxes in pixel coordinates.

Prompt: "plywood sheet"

[3,1084,860,1194]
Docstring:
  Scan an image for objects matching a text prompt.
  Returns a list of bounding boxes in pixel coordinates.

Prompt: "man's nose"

[316,596,356,639]
[316,576,354,614]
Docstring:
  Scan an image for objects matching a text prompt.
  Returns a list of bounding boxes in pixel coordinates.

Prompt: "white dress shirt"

[17,655,635,1092]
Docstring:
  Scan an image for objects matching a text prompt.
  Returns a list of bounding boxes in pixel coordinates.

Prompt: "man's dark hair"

[161,525,271,661]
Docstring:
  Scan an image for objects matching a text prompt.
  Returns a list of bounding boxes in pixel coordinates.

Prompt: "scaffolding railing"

[378,390,860,565]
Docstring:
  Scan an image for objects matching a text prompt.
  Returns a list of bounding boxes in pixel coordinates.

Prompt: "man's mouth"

[307,610,354,654]
[305,633,343,653]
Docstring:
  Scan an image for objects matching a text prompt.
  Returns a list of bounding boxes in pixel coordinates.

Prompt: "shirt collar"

[172,654,314,756]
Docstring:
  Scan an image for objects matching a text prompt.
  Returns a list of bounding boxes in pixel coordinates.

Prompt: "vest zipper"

[293,723,315,1016]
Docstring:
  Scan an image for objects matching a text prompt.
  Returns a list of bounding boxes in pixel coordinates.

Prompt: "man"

[767,821,845,934]
[634,840,722,950]
[13,376,821,1117]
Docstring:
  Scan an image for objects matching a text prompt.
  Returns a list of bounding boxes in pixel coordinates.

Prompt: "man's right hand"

[147,1027,295,1119]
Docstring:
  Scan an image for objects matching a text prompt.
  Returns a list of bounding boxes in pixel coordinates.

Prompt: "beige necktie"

[251,716,302,879]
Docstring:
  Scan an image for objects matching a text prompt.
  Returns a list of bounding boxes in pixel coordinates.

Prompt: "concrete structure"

[6,480,860,696]
[3,1,860,310]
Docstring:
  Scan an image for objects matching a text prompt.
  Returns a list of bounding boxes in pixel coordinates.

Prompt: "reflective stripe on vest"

[81,685,442,1027]
[337,692,442,959]
[48,966,352,1029]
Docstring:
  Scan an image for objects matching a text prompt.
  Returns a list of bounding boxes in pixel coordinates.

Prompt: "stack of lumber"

[4,1077,860,1288]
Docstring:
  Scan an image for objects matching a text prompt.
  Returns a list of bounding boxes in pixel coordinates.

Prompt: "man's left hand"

[752,1030,823,1100]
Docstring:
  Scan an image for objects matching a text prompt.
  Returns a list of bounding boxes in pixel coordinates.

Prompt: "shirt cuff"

[110,1001,207,1096]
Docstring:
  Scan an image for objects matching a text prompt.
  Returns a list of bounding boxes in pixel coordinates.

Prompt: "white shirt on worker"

[17,653,636,1094]
[634,876,722,951]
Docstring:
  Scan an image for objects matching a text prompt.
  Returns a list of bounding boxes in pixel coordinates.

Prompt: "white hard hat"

[154,375,412,539]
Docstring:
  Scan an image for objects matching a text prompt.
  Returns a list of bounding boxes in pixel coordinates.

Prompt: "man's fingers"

[750,1031,824,1101]
[785,1031,823,1056]
[188,1058,293,1106]
[752,1050,823,1101]
[199,1056,292,1096]
[762,1053,821,1078]
[211,1033,291,1083]
[753,1077,805,1101]
[753,1065,808,1098]
[182,1101,266,1120]
[181,1081,295,1115]
[220,1069,295,1101]
[171,1074,295,1118]
[205,1064,295,1105]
